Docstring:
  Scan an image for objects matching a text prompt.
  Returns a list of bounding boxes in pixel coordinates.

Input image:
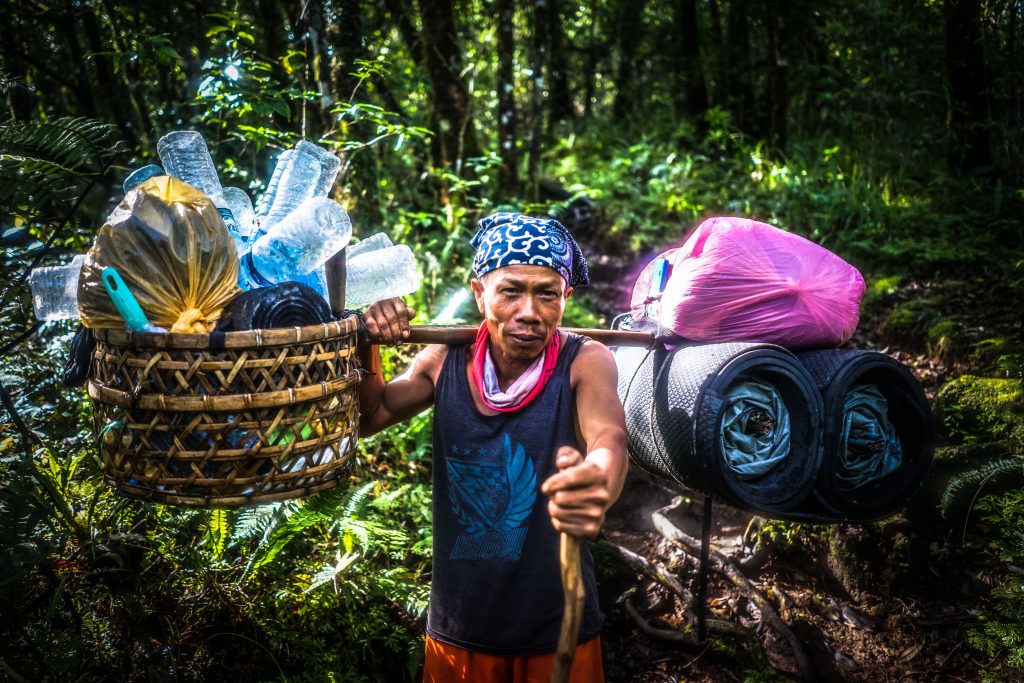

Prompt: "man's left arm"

[541,341,629,539]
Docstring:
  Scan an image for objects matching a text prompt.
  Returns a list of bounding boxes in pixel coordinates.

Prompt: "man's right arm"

[358,341,444,436]
[357,298,443,436]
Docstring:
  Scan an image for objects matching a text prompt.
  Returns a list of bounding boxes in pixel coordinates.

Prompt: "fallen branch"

[652,497,814,681]
[600,540,694,604]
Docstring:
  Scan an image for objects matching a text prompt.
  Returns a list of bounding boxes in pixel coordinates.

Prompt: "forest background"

[1,0,1022,681]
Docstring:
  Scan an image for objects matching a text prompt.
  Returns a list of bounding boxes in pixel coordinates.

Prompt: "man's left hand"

[541,446,613,540]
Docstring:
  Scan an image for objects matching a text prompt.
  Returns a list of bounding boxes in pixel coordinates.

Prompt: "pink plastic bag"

[639,217,865,348]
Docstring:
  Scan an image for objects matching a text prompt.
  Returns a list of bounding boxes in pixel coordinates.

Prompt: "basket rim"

[91,317,359,350]
[87,369,360,411]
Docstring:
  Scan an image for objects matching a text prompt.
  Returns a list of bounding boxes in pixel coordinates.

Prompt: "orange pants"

[423,634,604,683]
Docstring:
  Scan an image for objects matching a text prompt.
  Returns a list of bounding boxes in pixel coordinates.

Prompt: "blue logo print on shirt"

[447,434,537,561]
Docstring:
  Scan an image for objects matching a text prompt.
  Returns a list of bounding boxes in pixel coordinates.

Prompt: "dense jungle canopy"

[1,1,1023,681]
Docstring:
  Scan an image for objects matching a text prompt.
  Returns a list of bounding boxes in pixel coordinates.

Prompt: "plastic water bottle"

[156,130,225,206]
[240,198,352,289]
[29,255,85,321]
[345,244,421,308]
[258,142,322,230]
[223,187,257,241]
[345,232,393,261]
[309,144,341,198]
[123,164,164,194]
[254,149,293,220]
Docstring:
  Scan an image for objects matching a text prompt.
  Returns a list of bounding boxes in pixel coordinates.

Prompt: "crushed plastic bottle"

[223,187,257,241]
[345,244,421,308]
[240,197,352,289]
[29,255,85,321]
[156,130,225,206]
[258,141,322,231]
[345,232,393,261]
[309,144,341,198]
[123,164,164,194]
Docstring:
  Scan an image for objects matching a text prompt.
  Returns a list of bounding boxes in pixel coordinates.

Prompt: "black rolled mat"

[797,349,934,521]
[216,281,333,332]
[614,342,824,517]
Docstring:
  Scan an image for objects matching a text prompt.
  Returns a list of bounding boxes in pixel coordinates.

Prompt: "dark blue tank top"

[426,333,603,655]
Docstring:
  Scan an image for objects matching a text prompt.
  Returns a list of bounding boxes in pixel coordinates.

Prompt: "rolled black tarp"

[614,342,824,516]
[215,281,334,332]
[796,349,934,521]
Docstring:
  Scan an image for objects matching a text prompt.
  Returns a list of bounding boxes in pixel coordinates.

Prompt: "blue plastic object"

[646,257,671,316]
[101,267,162,332]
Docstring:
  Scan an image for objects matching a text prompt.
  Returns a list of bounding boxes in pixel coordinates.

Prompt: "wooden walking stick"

[552,532,585,683]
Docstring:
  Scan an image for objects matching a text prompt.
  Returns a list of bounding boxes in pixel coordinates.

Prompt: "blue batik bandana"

[470,212,590,287]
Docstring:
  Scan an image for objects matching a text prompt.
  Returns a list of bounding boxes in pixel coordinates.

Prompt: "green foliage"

[935,376,1024,446]
[0,117,122,226]
[967,487,1024,676]
[939,457,1024,520]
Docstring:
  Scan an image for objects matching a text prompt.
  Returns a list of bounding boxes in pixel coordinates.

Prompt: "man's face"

[471,264,573,363]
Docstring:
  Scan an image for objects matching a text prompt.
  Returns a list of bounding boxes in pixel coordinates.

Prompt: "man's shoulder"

[410,343,451,387]
[568,336,616,382]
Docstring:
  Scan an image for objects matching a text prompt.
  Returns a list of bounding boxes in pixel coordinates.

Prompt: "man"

[358,212,628,682]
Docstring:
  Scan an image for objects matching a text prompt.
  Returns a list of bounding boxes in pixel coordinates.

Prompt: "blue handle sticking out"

[101,267,165,333]
[645,257,672,317]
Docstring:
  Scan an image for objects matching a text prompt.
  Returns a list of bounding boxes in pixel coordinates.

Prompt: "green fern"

[940,457,1024,519]
[204,509,231,560]
[0,116,122,212]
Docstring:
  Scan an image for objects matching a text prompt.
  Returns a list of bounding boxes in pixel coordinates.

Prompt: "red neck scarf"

[471,321,560,412]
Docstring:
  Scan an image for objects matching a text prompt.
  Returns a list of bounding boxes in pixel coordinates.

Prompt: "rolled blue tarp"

[614,342,823,516]
[797,349,934,521]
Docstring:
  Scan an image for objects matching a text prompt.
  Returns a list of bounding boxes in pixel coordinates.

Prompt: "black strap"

[208,330,226,352]
[696,494,713,642]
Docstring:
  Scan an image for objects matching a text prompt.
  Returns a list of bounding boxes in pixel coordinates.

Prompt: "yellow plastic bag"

[78,176,241,333]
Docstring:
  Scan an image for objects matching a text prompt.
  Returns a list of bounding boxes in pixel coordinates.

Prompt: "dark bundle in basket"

[88,318,361,507]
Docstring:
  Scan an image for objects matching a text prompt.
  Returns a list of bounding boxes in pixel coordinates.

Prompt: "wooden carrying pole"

[406,325,654,347]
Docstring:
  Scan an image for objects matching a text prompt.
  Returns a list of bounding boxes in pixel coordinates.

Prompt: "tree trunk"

[725,0,753,133]
[582,10,600,120]
[418,0,478,171]
[612,0,646,120]
[496,0,519,195]
[706,0,724,106]
[327,0,366,105]
[944,0,993,174]
[527,0,549,200]
[2,9,34,120]
[548,0,575,124]
[673,0,709,126]
[765,0,790,149]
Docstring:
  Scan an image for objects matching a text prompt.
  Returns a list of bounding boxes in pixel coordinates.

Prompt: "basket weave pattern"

[88,319,361,507]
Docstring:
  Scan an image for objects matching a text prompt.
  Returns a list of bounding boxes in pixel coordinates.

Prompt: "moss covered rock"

[934,375,1024,446]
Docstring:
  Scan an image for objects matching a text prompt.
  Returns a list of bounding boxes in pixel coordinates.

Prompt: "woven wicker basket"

[87,318,361,507]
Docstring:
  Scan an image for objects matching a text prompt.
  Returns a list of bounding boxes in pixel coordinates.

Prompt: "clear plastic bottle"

[345,232,393,261]
[345,244,421,308]
[309,144,341,198]
[156,130,225,206]
[222,187,257,241]
[123,164,164,194]
[258,142,321,230]
[29,254,85,321]
[254,148,293,220]
[240,198,352,289]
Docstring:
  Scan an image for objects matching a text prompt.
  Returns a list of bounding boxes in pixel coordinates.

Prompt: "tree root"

[622,594,706,649]
[602,541,757,646]
[600,540,694,604]
[652,497,815,681]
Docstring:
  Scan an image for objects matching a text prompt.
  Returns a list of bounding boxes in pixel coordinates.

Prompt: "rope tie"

[171,307,207,334]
